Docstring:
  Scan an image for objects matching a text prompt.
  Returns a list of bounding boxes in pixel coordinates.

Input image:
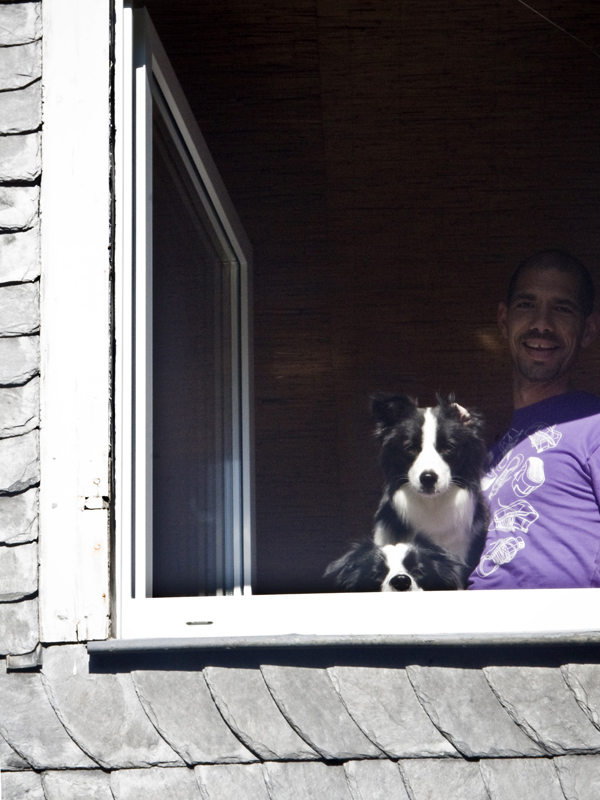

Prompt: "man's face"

[498,266,597,385]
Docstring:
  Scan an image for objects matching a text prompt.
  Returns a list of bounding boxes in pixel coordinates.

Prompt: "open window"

[106,4,600,643]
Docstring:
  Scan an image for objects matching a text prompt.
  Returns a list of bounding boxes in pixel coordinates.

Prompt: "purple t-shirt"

[468,391,600,590]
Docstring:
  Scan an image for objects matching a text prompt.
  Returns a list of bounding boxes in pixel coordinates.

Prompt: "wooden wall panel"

[144,0,600,593]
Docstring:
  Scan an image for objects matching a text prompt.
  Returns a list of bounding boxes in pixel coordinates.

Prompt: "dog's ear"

[324,539,388,592]
[371,393,417,432]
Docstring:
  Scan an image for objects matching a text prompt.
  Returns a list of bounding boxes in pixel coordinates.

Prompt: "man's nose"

[530,303,554,332]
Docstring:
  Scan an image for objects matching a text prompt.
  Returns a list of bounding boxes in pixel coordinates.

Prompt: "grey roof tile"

[0,41,41,91]
[194,764,271,800]
[0,377,39,438]
[131,670,256,765]
[0,541,37,601]
[329,666,457,759]
[0,488,38,545]
[484,666,600,755]
[480,758,565,800]
[0,228,40,284]
[562,665,600,731]
[0,186,38,233]
[343,759,410,800]
[41,645,182,769]
[204,666,319,761]
[0,83,41,135]
[0,430,39,494]
[555,754,600,800]
[0,729,30,770]
[0,3,41,46]
[405,665,543,758]
[1,771,44,800]
[0,660,94,769]
[264,762,353,800]
[111,767,202,800]
[260,665,382,761]
[0,598,38,655]
[0,132,40,182]
[399,758,489,800]
[0,336,39,386]
[42,770,113,800]
[0,283,39,336]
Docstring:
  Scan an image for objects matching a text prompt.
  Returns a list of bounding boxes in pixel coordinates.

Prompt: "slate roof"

[2,644,600,798]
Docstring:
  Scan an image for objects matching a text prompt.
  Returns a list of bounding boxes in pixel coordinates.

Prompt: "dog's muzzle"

[388,573,412,592]
[419,470,438,493]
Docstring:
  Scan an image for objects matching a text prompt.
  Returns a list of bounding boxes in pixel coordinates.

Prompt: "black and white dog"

[326,393,488,591]
[325,535,466,592]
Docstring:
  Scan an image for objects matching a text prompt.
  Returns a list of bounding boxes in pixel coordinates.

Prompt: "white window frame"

[40,0,600,645]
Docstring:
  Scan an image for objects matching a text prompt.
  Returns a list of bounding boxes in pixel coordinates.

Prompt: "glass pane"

[151,95,234,597]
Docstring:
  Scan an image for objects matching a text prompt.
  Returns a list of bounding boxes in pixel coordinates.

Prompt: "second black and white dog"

[326,393,488,591]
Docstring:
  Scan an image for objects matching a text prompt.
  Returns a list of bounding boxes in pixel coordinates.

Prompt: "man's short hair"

[507,249,595,317]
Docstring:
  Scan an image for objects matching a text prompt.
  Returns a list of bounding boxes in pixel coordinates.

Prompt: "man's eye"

[556,305,574,314]
[514,300,534,309]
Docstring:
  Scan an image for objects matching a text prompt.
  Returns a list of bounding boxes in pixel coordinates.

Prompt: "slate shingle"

[0,429,39,494]
[0,729,30,770]
[194,764,271,800]
[0,83,41,134]
[329,666,457,759]
[0,2,41,46]
[1,770,44,800]
[261,665,382,760]
[0,377,39,438]
[405,665,543,758]
[204,666,319,760]
[0,186,38,232]
[562,664,600,731]
[42,770,114,800]
[480,758,565,800]
[399,758,489,800]
[0,660,94,769]
[0,597,38,655]
[111,767,202,800]
[485,666,600,755]
[0,335,39,386]
[0,488,36,547]
[41,645,182,769]
[344,759,411,800]
[0,282,39,336]
[0,228,40,283]
[0,41,41,90]
[264,762,353,800]
[0,540,37,601]
[555,754,600,800]
[131,670,256,765]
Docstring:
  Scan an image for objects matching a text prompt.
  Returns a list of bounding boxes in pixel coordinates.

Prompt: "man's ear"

[497,301,509,339]
[582,310,600,349]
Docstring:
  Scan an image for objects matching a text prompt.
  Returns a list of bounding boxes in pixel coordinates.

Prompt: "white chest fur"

[374,484,475,560]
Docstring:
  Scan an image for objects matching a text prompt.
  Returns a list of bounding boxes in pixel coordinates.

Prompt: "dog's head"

[324,535,467,592]
[371,392,486,496]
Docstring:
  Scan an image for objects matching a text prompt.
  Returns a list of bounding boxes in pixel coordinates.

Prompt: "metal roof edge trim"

[87,630,600,653]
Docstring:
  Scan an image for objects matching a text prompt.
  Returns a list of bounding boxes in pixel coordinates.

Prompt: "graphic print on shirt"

[488,453,524,499]
[511,456,545,497]
[527,423,562,453]
[476,423,555,579]
[476,535,525,577]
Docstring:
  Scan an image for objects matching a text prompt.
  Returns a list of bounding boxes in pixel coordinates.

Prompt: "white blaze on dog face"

[407,408,452,493]
[380,544,422,592]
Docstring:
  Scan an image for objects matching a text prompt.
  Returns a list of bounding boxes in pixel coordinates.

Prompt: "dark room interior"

[141,0,600,594]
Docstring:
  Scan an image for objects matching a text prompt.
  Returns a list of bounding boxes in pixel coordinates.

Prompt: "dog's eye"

[440,443,454,455]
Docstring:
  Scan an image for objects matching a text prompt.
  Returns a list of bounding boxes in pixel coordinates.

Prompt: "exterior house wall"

[0,2,600,799]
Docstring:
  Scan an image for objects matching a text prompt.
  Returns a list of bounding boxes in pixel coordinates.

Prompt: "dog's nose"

[419,470,438,490]
[389,573,412,592]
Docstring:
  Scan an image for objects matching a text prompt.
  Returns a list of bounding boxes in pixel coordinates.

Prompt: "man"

[468,250,600,589]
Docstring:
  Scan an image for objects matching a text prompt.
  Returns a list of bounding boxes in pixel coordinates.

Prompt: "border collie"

[325,535,466,592]
[371,392,488,570]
